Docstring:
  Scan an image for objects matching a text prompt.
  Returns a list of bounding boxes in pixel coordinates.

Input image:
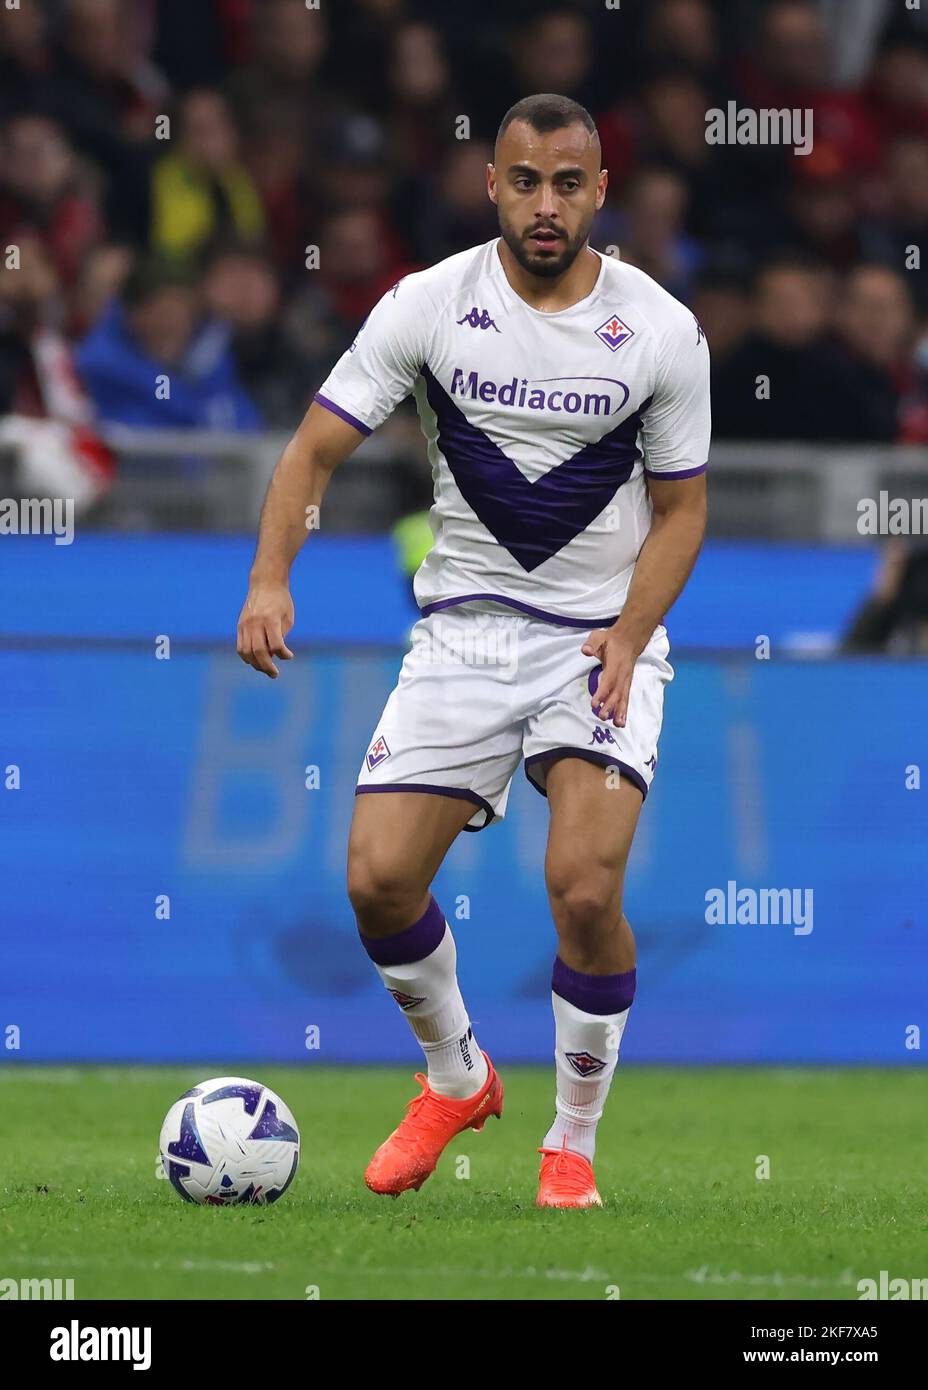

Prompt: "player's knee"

[546,862,619,943]
[347,849,424,936]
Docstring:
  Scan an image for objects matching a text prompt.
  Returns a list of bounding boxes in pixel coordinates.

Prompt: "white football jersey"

[315,238,710,626]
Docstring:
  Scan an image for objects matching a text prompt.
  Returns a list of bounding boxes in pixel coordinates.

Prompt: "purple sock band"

[359,896,446,966]
[552,958,637,1015]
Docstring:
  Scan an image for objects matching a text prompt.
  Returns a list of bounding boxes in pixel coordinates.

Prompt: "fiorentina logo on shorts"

[366,735,391,770]
[595,313,635,352]
[566,1050,607,1077]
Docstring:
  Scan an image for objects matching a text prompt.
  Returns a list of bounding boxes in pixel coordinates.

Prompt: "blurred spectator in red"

[0,231,114,510]
[0,114,103,290]
[150,88,264,266]
[204,243,313,427]
[76,258,260,429]
[734,0,882,179]
[712,256,897,441]
[614,166,703,301]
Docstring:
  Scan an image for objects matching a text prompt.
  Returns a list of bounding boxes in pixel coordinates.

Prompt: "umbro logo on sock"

[389,989,425,1010]
[565,1050,607,1077]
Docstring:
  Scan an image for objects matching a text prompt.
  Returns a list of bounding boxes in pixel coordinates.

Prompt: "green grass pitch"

[1,1066,924,1301]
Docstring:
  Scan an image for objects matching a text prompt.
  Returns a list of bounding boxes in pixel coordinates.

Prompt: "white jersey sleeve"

[314,277,429,436]
[640,310,710,479]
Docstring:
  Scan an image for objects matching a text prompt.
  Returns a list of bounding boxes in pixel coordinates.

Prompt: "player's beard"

[497,209,593,280]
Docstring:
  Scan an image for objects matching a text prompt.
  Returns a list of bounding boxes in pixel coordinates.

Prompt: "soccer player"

[237,94,709,1208]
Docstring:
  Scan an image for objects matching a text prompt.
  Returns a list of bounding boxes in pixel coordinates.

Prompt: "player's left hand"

[582,626,638,728]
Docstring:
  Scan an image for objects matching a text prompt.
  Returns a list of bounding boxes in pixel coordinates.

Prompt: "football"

[159,1076,300,1206]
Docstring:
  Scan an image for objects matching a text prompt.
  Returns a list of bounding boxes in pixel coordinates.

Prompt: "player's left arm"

[585,474,706,726]
[586,308,710,728]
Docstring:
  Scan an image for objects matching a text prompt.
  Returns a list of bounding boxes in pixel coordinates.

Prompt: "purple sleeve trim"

[644,462,707,480]
[552,958,637,1015]
[524,748,649,800]
[313,393,373,437]
[359,894,446,966]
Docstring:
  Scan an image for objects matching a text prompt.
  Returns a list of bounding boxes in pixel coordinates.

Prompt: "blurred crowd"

[1,0,928,471]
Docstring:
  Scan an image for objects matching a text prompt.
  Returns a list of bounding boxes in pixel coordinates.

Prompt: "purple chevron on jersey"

[422,365,651,571]
[202,1083,264,1114]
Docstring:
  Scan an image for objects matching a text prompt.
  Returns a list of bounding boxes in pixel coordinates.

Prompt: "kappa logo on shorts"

[389,989,425,1010]
[366,735,391,770]
[595,313,635,352]
[566,1050,607,1077]
[589,726,617,745]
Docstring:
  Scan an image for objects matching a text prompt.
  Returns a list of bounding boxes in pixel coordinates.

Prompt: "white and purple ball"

[159,1076,300,1206]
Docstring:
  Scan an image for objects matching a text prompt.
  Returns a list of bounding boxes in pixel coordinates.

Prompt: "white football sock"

[543,989,631,1161]
[372,922,488,1099]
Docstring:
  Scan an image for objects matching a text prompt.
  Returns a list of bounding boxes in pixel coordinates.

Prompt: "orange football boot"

[536,1141,603,1208]
[365,1053,503,1196]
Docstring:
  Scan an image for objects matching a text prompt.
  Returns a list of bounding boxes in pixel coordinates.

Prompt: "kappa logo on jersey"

[589,726,617,745]
[457,306,501,332]
[566,1050,607,1077]
[595,313,635,352]
[366,735,391,770]
[389,989,426,1010]
[693,314,705,344]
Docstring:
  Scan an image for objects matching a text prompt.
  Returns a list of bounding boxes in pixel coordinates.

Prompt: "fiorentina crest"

[389,989,425,1010]
[595,313,635,352]
[565,1050,607,1077]
[366,735,391,770]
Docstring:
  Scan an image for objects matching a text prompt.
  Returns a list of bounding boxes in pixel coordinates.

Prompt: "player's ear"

[486,164,498,204]
[596,168,608,210]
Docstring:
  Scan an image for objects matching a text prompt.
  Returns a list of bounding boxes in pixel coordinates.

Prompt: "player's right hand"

[237,581,295,678]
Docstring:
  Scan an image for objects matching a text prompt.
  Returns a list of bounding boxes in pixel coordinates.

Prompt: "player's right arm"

[237,273,429,677]
[237,401,367,678]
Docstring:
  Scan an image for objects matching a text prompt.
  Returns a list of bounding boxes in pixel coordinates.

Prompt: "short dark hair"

[496,94,598,151]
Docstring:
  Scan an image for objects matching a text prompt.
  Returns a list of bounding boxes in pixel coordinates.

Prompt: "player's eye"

[560,180,580,192]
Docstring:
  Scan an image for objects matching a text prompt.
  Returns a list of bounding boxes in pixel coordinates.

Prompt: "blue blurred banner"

[0,532,880,649]
[1,635,925,1064]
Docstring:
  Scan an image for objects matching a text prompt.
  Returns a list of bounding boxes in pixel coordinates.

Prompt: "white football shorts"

[356,603,673,830]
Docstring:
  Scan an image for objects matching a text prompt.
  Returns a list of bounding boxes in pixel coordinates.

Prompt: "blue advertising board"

[1,592,925,1064]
